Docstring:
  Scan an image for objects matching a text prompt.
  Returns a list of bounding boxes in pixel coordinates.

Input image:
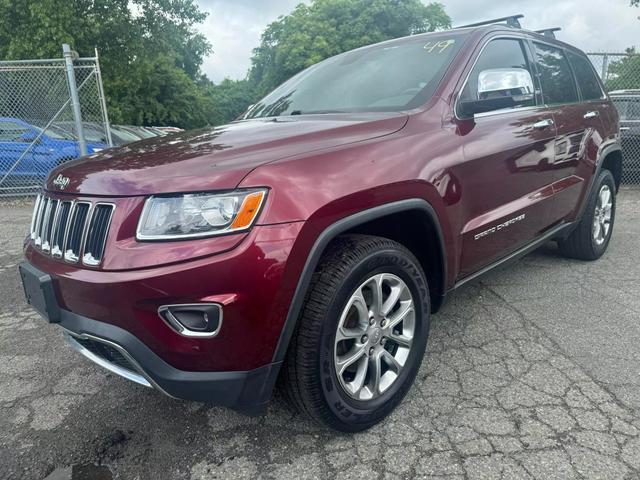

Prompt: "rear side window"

[533,43,579,105]
[567,52,603,101]
[460,38,535,109]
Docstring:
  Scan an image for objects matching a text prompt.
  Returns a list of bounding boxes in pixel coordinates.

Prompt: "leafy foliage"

[248,0,451,97]
[606,48,640,91]
[0,0,212,128]
[0,0,452,128]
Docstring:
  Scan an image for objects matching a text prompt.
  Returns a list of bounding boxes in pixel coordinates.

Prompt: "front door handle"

[532,119,554,129]
[584,111,600,119]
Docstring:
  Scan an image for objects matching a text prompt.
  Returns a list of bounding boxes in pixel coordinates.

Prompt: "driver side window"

[460,38,536,109]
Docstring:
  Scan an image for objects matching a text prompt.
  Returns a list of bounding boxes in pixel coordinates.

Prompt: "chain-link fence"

[589,52,640,185]
[0,45,112,197]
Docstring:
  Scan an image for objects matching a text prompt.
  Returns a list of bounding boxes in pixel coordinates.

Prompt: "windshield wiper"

[289,109,347,116]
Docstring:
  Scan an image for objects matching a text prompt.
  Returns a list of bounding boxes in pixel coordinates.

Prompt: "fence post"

[94,48,113,147]
[600,53,609,83]
[62,43,87,157]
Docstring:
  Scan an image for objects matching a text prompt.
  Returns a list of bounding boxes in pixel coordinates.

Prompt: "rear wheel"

[282,235,430,432]
[558,169,616,260]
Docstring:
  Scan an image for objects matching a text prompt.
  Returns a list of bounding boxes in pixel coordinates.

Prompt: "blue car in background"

[0,117,106,185]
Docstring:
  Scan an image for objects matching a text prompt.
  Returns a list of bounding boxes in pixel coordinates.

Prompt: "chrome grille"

[30,194,114,266]
[83,204,114,266]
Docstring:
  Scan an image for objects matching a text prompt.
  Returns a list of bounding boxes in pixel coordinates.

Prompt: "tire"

[282,234,430,432]
[558,169,616,261]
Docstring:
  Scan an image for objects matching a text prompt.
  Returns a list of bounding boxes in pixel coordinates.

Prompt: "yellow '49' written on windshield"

[423,40,455,54]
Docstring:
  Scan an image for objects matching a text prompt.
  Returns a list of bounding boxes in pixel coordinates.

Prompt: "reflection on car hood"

[46,113,408,196]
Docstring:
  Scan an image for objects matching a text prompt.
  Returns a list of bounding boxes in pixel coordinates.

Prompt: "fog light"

[158,304,222,338]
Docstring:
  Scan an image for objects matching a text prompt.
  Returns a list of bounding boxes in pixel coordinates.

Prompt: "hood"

[46,112,408,196]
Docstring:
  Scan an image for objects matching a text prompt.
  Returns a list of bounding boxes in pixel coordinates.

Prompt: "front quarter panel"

[241,103,460,289]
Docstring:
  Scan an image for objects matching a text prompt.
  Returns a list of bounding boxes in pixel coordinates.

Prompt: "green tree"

[203,79,256,126]
[248,0,450,96]
[606,48,640,90]
[0,0,212,128]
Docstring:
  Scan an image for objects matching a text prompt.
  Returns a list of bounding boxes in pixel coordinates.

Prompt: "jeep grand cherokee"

[20,18,622,432]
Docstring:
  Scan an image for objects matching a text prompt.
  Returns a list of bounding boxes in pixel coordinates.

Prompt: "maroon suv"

[20,20,622,431]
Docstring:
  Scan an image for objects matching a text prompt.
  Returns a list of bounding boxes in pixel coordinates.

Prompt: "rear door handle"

[532,119,554,129]
[584,111,600,119]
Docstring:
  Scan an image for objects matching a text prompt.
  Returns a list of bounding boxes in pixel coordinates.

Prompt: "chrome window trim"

[82,202,115,266]
[473,105,542,120]
[157,303,224,338]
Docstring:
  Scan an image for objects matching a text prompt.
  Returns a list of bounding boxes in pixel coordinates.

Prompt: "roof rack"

[456,14,524,29]
[535,27,561,39]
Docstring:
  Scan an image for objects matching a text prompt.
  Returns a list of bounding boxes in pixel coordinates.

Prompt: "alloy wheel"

[593,184,613,246]
[333,273,415,401]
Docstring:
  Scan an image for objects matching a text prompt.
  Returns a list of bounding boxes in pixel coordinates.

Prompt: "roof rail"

[535,27,561,39]
[456,14,524,29]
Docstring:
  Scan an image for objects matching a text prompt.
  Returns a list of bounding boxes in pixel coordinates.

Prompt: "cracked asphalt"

[1,190,639,480]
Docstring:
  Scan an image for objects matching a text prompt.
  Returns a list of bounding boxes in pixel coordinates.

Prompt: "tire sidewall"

[317,247,429,429]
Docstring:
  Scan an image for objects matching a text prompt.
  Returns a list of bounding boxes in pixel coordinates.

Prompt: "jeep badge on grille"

[52,174,70,190]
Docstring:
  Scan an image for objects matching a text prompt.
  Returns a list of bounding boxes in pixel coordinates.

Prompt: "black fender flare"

[575,141,622,222]
[271,198,447,364]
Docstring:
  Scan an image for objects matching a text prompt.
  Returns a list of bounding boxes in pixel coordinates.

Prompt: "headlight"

[136,189,267,240]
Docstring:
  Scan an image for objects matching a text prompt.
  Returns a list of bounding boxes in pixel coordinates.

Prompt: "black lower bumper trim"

[58,308,281,415]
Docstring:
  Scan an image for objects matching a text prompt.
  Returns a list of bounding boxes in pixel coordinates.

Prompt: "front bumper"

[61,309,281,414]
[20,260,281,414]
[24,221,305,372]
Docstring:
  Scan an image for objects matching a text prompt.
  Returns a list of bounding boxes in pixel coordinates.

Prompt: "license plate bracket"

[19,262,61,323]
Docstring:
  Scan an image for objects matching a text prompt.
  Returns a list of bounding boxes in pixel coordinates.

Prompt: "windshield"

[111,126,144,141]
[30,125,75,140]
[613,98,640,121]
[245,32,467,119]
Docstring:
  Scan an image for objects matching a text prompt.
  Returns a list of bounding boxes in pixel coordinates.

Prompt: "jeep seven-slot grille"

[30,194,114,266]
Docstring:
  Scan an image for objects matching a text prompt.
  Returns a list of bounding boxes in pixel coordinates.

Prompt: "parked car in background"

[0,117,105,183]
[153,126,183,134]
[145,127,168,136]
[53,121,140,147]
[117,125,162,139]
[610,90,640,183]
[20,17,622,432]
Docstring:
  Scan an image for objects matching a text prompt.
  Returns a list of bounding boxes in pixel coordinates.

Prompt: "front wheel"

[558,169,616,260]
[282,235,430,432]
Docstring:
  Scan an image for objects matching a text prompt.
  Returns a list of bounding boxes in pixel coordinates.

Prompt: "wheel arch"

[272,198,448,364]
[600,147,623,192]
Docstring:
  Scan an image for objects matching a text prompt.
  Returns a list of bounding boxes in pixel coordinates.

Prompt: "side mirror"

[458,68,535,118]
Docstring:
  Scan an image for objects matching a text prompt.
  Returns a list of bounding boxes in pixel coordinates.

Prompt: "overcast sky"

[196,0,640,83]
